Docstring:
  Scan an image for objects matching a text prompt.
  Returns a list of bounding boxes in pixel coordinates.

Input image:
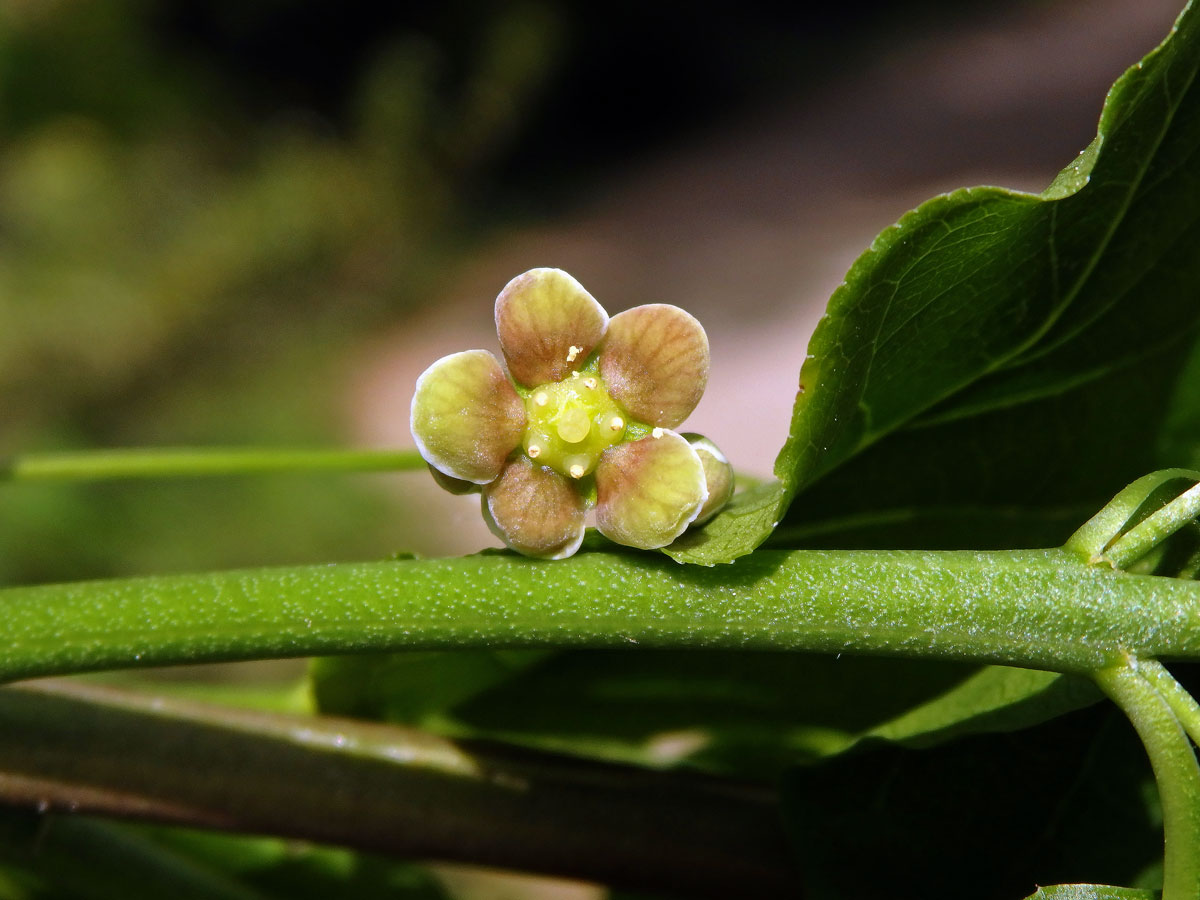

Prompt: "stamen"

[534,391,549,407]
[608,415,625,432]
[527,444,542,459]
[569,463,585,479]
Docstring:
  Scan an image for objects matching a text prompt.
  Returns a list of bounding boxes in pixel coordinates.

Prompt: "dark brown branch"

[0,679,798,896]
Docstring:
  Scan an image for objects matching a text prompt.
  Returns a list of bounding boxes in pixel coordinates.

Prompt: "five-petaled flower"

[410,268,733,559]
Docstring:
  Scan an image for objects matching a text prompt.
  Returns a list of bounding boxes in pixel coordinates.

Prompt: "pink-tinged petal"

[411,350,525,484]
[495,268,609,386]
[599,304,709,428]
[483,456,586,559]
[681,433,734,524]
[594,430,707,550]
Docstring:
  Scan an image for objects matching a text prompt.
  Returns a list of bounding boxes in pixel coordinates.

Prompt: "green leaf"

[1023,887,1158,900]
[315,651,981,776]
[314,654,1100,779]
[0,810,266,900]
[782,706,1162,900]
[1161,334,1200,469]
[309,649,550,724]
[862,666,1100,748]
[123,828,449,900]
[674,0,1200,563]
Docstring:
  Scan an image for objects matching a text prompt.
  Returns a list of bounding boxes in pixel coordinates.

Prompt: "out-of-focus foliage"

[0,0,562,583]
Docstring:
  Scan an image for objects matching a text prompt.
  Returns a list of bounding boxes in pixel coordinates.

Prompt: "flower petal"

[427,463,479,495]
[411,350,525,484]
[681,433,734,524]
[495,268,609,386]
[599,304,709,428]
[483,456,586,559]
[594,429,707,550]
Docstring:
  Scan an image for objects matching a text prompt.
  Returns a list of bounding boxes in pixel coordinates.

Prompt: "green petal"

[483,456,587,559]
[410,350,525,484]
[598,304,709,428]
[495,268,609,387]
[594,430,707,550]
[681,433,735,524]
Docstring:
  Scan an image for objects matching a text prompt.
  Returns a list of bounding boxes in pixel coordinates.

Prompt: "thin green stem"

[1094,661,1200,900]
[0,447,425,483]
[6,548,1200,683]
[1140,660,1200,750]
[1105,482,1200,570]
[1065,469,1200,560]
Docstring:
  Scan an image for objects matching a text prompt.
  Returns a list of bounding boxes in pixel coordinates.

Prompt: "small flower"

[411,268,733,559]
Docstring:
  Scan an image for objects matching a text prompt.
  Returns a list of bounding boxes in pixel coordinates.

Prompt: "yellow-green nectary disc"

[521,372,627,479]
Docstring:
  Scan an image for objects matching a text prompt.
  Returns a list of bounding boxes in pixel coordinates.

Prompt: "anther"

[534,392,549,407]
[583,376,597,390]
[608,415,625,432]
[566,345,582,363]
[527,444,542,459]
[652,427,664,438]
[569,463,585,479]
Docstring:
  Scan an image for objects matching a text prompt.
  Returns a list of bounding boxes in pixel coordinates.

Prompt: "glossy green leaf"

[1023,887,1158,900]
[673,0,1200,563]
[315,651,980,776]
[862,666,1100,748]
[782,706,1161,900]
[122,828,449,900]
[314,654,1100,778]
[309,649,550,725]
[0,810,266,900]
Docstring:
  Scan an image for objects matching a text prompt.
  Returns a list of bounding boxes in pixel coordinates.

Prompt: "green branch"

[0,447,424,483]
[5,547,1200,683]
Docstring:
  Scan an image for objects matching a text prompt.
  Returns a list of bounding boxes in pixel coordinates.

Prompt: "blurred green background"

[0,2,1191,897]
[0,0,1181,585]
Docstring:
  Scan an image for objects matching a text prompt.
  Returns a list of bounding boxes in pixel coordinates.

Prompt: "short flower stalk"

[410,268,733,559]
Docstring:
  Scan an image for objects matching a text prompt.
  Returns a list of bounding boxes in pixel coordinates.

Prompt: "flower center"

[522,372,628,479]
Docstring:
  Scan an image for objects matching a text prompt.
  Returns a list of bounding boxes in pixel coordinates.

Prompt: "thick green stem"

[1094,661,1200,900]
[0,448,424,482]
[4,548,1200,683]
